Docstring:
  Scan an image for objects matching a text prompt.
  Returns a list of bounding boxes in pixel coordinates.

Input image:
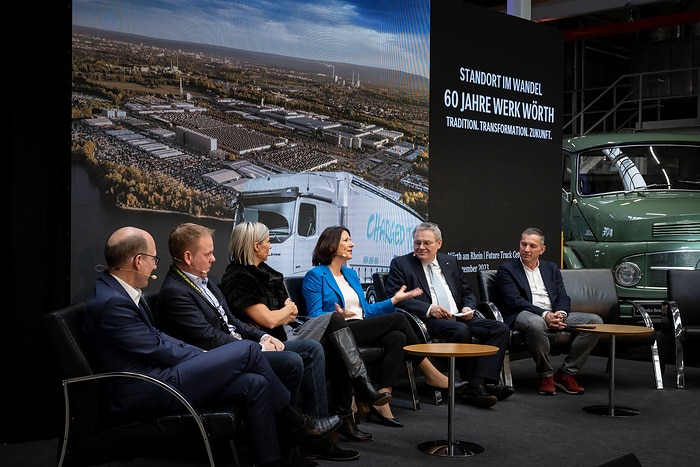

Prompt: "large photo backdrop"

[70,0,432,302]
[70,0,563,302]
[430,0,564,289]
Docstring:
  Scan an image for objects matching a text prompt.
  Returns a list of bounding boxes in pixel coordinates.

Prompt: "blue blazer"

[302,265,395,319]
[495,259,571,327]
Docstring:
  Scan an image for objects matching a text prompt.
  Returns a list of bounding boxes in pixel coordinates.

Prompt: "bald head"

[104,227,158,288]
[105,227,152,267]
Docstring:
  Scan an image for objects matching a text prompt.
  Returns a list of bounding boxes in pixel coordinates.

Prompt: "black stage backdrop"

[430,0,564,291]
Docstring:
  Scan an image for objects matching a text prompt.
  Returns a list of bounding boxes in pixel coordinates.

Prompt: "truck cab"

[231,171,424,301]
[561,132,700,321]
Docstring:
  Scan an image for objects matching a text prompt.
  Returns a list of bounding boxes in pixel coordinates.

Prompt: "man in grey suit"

[496,227,603,396]
[386,222,511,408]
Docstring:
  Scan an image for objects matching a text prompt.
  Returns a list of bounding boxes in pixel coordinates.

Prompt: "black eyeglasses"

[135,253,161,265]
[413,241,435,247]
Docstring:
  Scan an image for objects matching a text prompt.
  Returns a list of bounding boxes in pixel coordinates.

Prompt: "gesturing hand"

[333,303,352,319]
[391,285,423,304]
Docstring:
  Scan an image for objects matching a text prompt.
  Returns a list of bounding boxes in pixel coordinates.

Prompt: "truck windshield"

[577,144,700,195]
[232,198,295,242]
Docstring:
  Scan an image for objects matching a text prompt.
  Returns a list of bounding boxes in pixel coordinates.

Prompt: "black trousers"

[347,312,422,389]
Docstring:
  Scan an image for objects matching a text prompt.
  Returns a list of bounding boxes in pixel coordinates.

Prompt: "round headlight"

[614,262,642,286]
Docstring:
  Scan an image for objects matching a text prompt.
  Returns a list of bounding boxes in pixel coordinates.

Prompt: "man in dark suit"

[386,222,511,407]
[496,227,603,396]
[83,226,340,467]
[156,222,357,463]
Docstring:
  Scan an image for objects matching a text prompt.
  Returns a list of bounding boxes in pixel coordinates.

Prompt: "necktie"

[199,280,240,339]
[139,298,155,324]
[429,263,453,313]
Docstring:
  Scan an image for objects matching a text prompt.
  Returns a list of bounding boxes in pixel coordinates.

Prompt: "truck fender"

[562,245,584,269]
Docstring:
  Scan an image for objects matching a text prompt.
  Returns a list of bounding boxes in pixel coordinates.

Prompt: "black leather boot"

[327,328,392,406]
[336,412,372,442]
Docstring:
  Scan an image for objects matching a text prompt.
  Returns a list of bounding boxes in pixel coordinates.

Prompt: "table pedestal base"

[417,440,485,457]
[583,405,640,417]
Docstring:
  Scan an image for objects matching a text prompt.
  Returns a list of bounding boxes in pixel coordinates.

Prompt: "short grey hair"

[413,222,442,241]
[522,227,545,246]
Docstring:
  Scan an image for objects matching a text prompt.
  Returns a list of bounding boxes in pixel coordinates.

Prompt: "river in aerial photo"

[70,162,233,303]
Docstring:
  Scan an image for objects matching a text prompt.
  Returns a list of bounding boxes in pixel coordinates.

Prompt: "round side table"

[404,343,499,457]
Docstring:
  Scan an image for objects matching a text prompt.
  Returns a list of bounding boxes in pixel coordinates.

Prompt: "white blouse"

[334,273,363,320]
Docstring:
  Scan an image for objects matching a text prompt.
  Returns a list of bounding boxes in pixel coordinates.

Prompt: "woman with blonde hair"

[220,222,391,459]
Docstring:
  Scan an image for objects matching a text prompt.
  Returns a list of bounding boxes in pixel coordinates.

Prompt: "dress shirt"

[423,260,458,317]
[521,260,567,318]
[111,273,141,307]
[181,271,254,342]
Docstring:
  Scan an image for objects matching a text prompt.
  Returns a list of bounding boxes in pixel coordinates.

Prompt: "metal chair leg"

[667,303,686,389]
[501,351,513,388]
[405,361,421,410]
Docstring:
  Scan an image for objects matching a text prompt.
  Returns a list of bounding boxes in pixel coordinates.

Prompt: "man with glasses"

[385,222,512,407]
[83,226,340,467]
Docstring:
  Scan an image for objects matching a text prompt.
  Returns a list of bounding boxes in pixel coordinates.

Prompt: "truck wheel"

[366,286,377,304]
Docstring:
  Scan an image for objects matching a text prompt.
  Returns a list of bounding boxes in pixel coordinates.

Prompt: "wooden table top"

[404,343,499,358]
[569,323,654,336]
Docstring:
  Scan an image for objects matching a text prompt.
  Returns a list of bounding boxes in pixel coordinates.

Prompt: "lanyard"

[173,267,241,339]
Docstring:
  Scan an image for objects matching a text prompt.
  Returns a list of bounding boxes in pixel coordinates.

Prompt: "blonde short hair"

[228,222,269,265]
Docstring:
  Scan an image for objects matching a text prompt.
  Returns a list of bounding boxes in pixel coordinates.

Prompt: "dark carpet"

[2,355,699,467]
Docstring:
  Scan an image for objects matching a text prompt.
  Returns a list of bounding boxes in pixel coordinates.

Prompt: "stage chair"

[663,269,700,388]
[43,302,245,467]
[477,268,663,389]
[372,272,458,405]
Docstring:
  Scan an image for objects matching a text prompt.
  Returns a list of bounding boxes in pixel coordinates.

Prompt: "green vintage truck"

[561,132,700,321]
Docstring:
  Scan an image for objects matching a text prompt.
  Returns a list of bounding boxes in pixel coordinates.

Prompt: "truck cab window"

[298,203,316,238]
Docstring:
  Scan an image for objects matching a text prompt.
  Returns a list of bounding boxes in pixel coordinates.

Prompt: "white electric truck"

[230,171,425,301]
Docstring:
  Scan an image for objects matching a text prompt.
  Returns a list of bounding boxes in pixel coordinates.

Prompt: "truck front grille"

[652,221,700,237]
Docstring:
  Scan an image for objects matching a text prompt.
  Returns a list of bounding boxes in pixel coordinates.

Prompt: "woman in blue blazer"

[303,226,448,427]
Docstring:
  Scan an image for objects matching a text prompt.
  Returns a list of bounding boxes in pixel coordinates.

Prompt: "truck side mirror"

[561,188,572,203]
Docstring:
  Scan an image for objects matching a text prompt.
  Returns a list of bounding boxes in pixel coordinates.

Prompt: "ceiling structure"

[465,0,700,43]
[463,1,700,134]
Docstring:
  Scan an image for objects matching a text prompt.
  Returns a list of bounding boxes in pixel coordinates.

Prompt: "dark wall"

[4,2,72,442]
[430,0,564,290]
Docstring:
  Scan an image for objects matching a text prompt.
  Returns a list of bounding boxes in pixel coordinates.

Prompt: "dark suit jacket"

[386,252,478,318]
[84,270,291,464]
[83,271,204,412]
[387,253,510,383]
[156,264,266,350]
[496,259,571,327]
